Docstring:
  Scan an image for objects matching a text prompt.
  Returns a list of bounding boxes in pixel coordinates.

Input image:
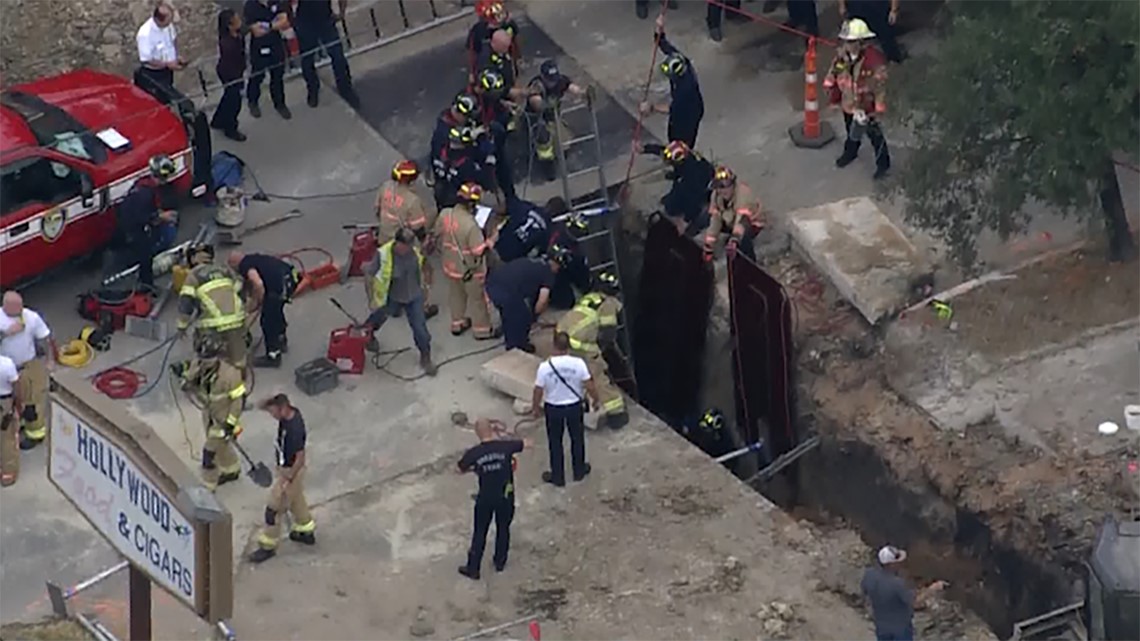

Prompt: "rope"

[619,0,673,200]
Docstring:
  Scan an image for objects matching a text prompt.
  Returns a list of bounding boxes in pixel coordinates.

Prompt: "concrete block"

[481,349,542,400]
[786,197,931,325]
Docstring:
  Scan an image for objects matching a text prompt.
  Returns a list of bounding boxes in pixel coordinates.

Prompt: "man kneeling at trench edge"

[250,394,315,563]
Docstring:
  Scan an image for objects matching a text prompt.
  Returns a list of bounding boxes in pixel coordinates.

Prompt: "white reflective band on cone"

[804,100,819,111]
[805,73,817,83]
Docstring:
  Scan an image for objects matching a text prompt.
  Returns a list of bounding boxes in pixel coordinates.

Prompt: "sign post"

[47,369,233,637]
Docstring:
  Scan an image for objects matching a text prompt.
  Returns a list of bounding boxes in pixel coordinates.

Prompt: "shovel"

[330,297,364,327]
[232,440,273,487]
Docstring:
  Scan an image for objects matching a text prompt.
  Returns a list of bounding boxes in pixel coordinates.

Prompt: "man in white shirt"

[135,2,186,105]
[532,331,600,487]
[0,291,52,452]
[0,353,21,487]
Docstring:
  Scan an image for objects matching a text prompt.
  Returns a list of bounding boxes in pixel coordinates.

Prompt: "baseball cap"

[878,545,907,565]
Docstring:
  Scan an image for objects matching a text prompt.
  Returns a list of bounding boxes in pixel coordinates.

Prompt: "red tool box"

[327,326,369,374]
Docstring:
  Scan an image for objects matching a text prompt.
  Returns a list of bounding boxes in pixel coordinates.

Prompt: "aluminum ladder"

[551,88,637,398]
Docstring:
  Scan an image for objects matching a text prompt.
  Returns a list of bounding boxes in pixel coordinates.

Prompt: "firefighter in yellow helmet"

[554,269,628,429]
[376,159,439,318]
[171,332,245,490]
[704,165,763,263]
[432,182,499,339]
[177,242,248,368]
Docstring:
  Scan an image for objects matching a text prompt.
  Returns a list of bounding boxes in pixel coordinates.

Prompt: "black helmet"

[448,126,474,146]
[185,242,215,266]
[540,59,560,84]
[148,154,176,181]
[453,92,477,116]
[549,243,573,266]
[698,408,725,432]
[595,270,620,295]
[479,68,505,94]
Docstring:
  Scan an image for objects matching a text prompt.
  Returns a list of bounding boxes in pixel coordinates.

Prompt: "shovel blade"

[249,463,274,488]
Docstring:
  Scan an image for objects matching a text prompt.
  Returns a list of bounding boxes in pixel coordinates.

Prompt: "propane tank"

[215,186,247,227]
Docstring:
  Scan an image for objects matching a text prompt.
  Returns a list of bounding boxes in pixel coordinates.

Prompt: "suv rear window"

[1,91,108,165]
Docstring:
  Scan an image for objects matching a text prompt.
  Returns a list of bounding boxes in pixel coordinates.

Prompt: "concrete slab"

[787,196,930,325]
[481,349,542,401]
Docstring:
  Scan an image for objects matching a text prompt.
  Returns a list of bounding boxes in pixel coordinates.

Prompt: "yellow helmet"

[838,18,876,41]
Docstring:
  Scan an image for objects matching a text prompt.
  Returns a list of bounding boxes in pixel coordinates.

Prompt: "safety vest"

[370,241,424,308]
[180,265,245,332]
[557,293,608,355]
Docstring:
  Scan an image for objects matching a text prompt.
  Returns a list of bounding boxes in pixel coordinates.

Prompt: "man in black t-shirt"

[228,251,301,368]
[250,394,315,563]
[456,419,532,579]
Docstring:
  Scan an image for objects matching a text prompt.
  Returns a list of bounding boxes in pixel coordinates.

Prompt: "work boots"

[424,303,439,319]
[607,411,630,430]
[253,352,282,368]
[420,350,438,377]
[289,531,317,545]
[217,470,241,486]
[248,547,276,564]
[835,141,860,168]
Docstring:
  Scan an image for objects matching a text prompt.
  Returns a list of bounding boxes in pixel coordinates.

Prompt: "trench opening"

[613,210,1076,639]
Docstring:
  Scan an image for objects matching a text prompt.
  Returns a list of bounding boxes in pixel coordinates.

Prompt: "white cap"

[878,545,907,565]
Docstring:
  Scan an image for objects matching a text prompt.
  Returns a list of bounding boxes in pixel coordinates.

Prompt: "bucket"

[214,186,247,227]
[1125,405,1140,432]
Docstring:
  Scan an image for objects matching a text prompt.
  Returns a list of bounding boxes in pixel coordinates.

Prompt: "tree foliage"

[896,0,1139,268]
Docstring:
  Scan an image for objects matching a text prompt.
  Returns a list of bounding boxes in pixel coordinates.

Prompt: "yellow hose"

[57,339,95,368]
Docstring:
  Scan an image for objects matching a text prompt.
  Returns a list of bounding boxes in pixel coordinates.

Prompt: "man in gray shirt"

[861,545,947,641]
[364,228,437,376]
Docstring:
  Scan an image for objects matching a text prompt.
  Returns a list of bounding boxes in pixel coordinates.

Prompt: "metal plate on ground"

[352,15,659,190]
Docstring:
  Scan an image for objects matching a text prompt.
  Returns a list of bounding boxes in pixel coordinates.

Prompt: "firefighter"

[555,270,629,429]
[376,160,439,318]
[250,393,315,563]
[476,30,526,102]
[363,228,438,376]
[432,126,495,210]
[0,291,52,452]
[0,352,22,486]
[428,93,479,183]
[467,0,520,83]
[433,182,499,339]
[825,18,891,179]
[227,251,300,368]
[115,154,178,290]
[471,67,518,202]
[692,408,734,459]
[493,196,559,263]
[484,252,564,353]
[546,211,592,310]
[704,166,764,263]
[638,140,714,236]
[171,332,244,490]
[525,60,585,177]
[640,16,704,148]
[177,243,249,369]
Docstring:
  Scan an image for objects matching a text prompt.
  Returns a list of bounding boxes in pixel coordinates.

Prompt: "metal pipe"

[215,620,237,641]
[76,613,120,641]
[452,614,535,641]
[714,441,764,464]
[66,560,129,598]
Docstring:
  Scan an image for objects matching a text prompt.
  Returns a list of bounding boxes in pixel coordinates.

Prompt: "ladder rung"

[577,196,608,209]
[578,230,612,243]
[567,166,601,180]
[560,103,588,116]
[590,260,616,272]
[562,134,596,148]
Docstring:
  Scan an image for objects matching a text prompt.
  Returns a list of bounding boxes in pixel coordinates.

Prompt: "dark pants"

[486,286,532,350]
[466,498,514,571]
[705,0,741,29]
[365,296,432,354]
[842,112,890,170]
[492,132,517,201]
[210,75,243,133]
[545,402,586,484]
[260,276,296,356]
[134,67,195,121]
[875,625,914,641]
[668,114,701,149]
[127,234,156,289]
[296,18,354,99]
[846,0,903,62]
[786,0,819,36]
[248,50,286,109]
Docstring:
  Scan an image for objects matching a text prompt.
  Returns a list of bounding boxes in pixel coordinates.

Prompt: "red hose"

[93,367,147,399]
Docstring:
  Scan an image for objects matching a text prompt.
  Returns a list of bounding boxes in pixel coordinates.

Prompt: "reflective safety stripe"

[179,285,197,297]
[195,278,244,330]
[207,426,227,439]
[603,397,625,412]
[569,336,599,355]
[228,383,247,399]
[598,314,617,327]
[23,426,46,440]
[291,519,316,534]
[225,414,240,426]
[257,533,278,549]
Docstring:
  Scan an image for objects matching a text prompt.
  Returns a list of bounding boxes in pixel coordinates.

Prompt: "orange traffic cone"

[789,38,835,149]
